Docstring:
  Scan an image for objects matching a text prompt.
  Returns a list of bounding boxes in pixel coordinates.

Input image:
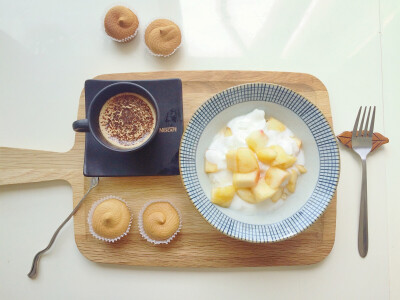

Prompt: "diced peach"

[205,160,218,173]
[236,188,256,204]
[291,136,302,149]
[296,164,307,174]
[256,148,277,164]
[233,170,260,188]
[265,167,289,189]
[224,127,233,137]
[271,188,283,203]
[211,186,235,208]
[267,117,286,132]
[251,180,277,203]
[237,148,259,173]
[276,156,297,169]
[226,149,238,172]
[270,145,297,169]
[246,130,269,152]
[287,169,298,193]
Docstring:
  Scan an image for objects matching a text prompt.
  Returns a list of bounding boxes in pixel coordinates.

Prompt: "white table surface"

[1,0,399,299]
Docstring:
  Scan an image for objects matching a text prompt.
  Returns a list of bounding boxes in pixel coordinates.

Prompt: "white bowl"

[179,83,340,243]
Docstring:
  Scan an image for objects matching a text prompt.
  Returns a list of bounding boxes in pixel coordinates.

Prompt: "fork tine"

[368,106,376,137]
[352,107,362,138]
[363,107,371,136]
[358,107,367,137]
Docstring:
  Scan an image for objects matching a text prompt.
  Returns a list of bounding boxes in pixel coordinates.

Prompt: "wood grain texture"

[0,71,336,267]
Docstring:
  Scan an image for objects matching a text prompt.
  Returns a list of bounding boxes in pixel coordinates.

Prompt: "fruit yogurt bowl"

[179,83,340,243]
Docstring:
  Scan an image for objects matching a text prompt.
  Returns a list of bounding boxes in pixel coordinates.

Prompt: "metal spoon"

[28,177,99,278]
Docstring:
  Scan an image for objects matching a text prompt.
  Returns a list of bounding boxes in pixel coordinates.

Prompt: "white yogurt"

[205,109,305,213]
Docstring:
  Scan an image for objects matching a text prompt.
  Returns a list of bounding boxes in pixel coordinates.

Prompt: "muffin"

[144,19,182,56]
[139,201,181,244]
[104,6,139,42]
[88,196,132,242]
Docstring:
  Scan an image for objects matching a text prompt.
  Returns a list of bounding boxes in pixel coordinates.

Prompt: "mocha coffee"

[99,92,156,149]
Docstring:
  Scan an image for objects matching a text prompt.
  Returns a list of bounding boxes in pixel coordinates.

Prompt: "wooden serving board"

[0,71,336,267]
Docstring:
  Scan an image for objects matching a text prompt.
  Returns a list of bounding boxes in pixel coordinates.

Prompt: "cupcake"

[104,6,139,42]
[139,201,181,244]
[88,196,132,242]
[144,19,182,56]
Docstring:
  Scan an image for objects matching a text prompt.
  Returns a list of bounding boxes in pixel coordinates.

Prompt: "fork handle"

[358,159,368,257]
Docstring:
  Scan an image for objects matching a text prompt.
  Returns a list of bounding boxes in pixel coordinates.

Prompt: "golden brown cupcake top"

[145,19,181,56]
[142,202,180,241]
[91,198,131,239]
[104,6,139,41]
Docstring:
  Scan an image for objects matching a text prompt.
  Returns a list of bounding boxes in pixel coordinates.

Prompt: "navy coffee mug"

[72,82,160,152]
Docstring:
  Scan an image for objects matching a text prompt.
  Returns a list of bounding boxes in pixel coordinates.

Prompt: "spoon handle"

[28,177,99,278]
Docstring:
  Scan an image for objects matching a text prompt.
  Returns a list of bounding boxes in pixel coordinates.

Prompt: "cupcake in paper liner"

[138,200,182,245]
[88,195,132,243]
[144,19,182,57]
[104,5,139,43]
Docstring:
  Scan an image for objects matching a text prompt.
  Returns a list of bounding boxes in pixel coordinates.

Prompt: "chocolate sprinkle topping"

[99,93,155,147]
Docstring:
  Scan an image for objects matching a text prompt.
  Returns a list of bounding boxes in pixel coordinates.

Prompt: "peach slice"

[246,130,269,152]
[296,164,307,174]
[270,145,297,169]
[205,160,218,173]
[236,188,256,204]
[265,167,289,189]
[237,148,259,173]
[267,117,286,132]
[233,170,260,188]
[256,148,277,164]
[224,127,233,137]
[287,169,298,193]
[271,188,283,202]
[211,186,235,208]
[251,180,277,203]
[226,149,238,172]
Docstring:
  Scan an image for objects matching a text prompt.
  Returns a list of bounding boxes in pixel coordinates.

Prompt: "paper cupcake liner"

[138,200,182,245]
[143,18,182,57]
[102,4,140,43]
[88,195,133,243]
[109,29,138,43]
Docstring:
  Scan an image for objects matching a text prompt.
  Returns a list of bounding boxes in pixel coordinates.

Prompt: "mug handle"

[72,119,89,132]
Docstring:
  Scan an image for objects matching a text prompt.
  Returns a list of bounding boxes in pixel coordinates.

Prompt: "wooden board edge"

[92,70,328,91]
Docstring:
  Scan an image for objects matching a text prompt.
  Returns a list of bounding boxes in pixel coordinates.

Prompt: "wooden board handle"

[0,147,80,186]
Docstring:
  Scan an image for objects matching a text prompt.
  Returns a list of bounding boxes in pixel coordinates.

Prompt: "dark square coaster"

[83,79,183,177]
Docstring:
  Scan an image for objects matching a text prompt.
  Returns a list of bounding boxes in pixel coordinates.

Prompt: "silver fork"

[351,106,376,258]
